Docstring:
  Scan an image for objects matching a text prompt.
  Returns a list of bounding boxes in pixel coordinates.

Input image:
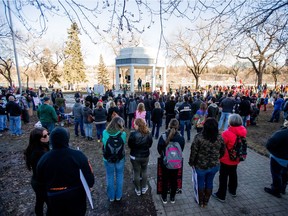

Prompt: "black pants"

[270,157,288,194]
[215,162,238,199]
[161,164,178,199]
[165,114,175,129]
[32,182,47,216]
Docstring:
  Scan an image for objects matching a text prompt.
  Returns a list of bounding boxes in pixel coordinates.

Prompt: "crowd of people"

[1,83,288,215]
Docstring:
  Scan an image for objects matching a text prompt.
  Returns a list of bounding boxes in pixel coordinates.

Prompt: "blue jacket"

[274,98,284,111]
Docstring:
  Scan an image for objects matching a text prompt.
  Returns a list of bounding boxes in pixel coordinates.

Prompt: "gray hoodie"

[72,102,83,120]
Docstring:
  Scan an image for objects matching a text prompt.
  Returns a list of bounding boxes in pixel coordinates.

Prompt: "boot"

[198,189,205,208]
[203,189,212,207]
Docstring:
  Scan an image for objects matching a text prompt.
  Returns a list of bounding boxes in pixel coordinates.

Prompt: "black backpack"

[227,136,247,162]
[103,133,125,163]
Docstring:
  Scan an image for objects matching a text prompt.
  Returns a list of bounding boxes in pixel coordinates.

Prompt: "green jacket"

[37,104,58,123]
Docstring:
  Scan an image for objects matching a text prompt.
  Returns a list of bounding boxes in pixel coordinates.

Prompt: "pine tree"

[63,22,86,89]
[97,54,110,90]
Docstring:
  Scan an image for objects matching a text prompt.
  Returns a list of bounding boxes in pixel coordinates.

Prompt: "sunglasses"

[42,133,49,138]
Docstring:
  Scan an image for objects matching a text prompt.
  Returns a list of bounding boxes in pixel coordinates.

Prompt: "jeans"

[84,123,93,138]
[0,115,6,131]
[95,123,106,140]
[195,165,220,190]
[270,157,288,194]
[270,110,281,122]
[9,115,22,135]
[130,157,149,191]
[74,118,85,136]
[215,162,238,199]
[104,159,125,200]
[180,120,191,140]
[145,111,151,127]
[41,122,55,133]
[241,115,248,127]
[152,120,162,139]
[218,112,231,131]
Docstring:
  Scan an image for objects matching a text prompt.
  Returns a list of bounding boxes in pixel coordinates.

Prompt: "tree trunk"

[257,72,263,87]
[195,76,199,90]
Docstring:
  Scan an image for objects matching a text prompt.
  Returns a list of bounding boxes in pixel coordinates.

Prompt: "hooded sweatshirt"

[72,102,83,120]
[36,127,94,192]
[220,125,247,165]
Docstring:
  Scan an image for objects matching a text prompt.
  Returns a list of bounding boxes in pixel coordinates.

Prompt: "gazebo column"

[151,65,156,92]
[130,65,135,92]
[115,66,120,91]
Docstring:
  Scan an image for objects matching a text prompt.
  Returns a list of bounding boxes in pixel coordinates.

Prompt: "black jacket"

[151,108,164,123]
[157,130,185,158]
[128,131,153,158]
[178,102,192,120]
[239,99,251,116]
[6,101,21,116]
[165,100,176,115]
[266,127,288,160]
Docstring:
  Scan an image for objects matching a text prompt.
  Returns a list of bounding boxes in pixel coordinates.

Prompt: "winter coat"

[189,133,225,169]
[93,107,107,124]
[273,98,284,111]
[127,99,137,114]
[266,127,288,160]
[151,108,163,123]
[220,125,247,165]
[157,130,185,159]
[6,101,22,116]
[165,100,176,115]
[82,106,93,124]
[207,103,219,119]
[128,130,153,158]
[37,104,58,123]
[107,107,119,122]
[135,110,146,121]
[72,102,83,120]
[178,102,192,121]
[239,99,251,116]
[220,97,235,113]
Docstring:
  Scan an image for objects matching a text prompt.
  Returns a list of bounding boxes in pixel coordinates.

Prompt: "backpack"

[103,133,125,163]
[227,136,247,162]
[162,133,182,169]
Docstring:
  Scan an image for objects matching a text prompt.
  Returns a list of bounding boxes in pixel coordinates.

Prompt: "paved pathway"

[147,126,288,216]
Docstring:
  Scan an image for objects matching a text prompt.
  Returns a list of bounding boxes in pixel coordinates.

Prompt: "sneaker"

[109,199,114,202]
[116,197,122,201]
[229,191,237,197]
[161,196,167,204]
[170,197,175,204]
[135,188,141,196]
[264,187,281,198]
[212,193,225,203]
[142,186,148,194]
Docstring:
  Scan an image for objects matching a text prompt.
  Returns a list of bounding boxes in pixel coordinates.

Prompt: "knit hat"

[49,127,70,149]
[43,97,50,102]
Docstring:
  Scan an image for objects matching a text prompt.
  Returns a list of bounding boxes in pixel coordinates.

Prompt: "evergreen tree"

[63,22,86,89]
[97,54,110,90]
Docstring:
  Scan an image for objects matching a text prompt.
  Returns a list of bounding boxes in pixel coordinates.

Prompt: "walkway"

[147,126,288,216]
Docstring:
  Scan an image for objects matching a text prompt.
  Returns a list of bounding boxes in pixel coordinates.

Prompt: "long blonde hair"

[134,118,149,135]
[137,102,145,112]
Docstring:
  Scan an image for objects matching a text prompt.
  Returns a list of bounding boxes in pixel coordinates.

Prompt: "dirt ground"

[0,103,284,216]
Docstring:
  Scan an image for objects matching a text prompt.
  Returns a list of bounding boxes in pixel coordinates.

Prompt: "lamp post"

[7,0,22,94]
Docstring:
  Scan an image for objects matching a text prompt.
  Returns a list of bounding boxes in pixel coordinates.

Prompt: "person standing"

[6,95,22,136]
[189,118,225,207]
[178,96,192,141]
[93,101,107,142]
[151,102,164,139]
[135,102,146,123]
[264,121,288,198]
[128,118,153,196]
[0,98,7,133]
[37,97,58,133]
[126,95,137,129]
[55,94,66,114]
[157,118,185,204]
[137,78,142,92]
[82,101,94,141]
[213,114,247,202]
[239,96,251,127]
[102,117,127,202]
[36,127,94,216]
[218,93,235,131]
[144,95,152,128]
[24,127,50,216]
[165,95,176,130]
[72,98,85,138]
[268,94,284,123]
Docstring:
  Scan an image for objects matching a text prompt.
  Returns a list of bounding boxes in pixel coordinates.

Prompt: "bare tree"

[0,57,13,87]
[167,24,224,89]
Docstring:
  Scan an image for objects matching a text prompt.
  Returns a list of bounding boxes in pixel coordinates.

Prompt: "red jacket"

[220,125,247,165]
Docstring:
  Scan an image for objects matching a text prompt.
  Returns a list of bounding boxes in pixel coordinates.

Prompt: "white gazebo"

[115,47,166,93]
